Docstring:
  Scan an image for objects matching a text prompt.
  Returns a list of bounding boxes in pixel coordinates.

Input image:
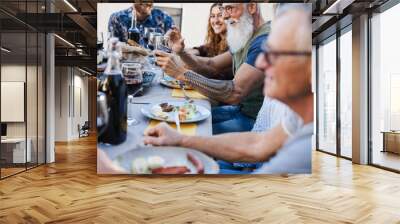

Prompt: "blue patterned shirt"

[108,7,175,42]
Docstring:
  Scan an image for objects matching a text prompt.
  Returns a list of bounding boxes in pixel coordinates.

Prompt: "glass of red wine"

[122,62,143,97]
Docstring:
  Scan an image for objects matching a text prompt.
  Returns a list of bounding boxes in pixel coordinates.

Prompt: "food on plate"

[187,153,204,174]
[151,166,190,174]
[151,102,198,121]
[131,158,150,174]
[177,102,197,121]
[151,107,169,120]
[131,156,166,174]
[162,79,192,89]
[160,75,192,89]
[147,156,166,169]
[159,103,174,112]
[131,156,191,174]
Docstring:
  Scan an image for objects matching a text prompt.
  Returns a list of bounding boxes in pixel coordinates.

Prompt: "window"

[0,0,46,179]
[317,36,337,155]
[370,2,400,171]
[339,28,352,158]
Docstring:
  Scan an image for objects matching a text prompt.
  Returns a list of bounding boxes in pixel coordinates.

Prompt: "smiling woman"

[190,3,228,57]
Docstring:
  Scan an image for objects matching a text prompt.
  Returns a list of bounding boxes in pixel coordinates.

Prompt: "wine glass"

[122,62,143,96]
[143,27,154,48]
[127,95,139,126]
[122,63,143,126]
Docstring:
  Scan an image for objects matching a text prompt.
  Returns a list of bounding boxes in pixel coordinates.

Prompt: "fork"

[178,81,194,103]
[174,111,181,133]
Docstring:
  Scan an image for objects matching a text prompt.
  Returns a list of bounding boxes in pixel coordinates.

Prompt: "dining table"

[97,64,214,163]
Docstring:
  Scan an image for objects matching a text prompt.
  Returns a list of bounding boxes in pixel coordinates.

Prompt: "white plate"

[114,146,219,174]
[160,76,193,90]
[141,102,210,123]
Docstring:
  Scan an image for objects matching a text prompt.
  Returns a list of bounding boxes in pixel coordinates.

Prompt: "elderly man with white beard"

[155,3,269,134]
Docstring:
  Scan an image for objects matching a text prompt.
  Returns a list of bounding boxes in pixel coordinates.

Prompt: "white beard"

[226,11,254,53]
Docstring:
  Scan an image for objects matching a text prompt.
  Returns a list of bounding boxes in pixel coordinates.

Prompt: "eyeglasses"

[262,44,311,65]
[220,4,240,14]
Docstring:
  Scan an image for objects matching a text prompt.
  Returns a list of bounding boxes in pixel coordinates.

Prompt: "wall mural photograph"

[96,2,313,175]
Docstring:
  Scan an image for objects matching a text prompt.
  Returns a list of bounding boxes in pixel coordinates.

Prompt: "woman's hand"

[155,50,188,80]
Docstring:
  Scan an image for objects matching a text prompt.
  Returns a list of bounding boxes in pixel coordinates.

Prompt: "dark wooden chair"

[78,121,90,138]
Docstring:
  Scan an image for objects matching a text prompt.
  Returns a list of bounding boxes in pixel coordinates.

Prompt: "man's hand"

[155,50,188,80]
[165,28,185,53]
[143,122,184,146]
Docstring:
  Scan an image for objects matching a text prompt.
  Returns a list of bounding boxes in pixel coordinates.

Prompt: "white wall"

[54,67,89,141]
[54,66,69,141]
[97,3,275,48]
[1,65,26,139]
[72,73,89,138]
[1,64,46,163]
[1,65,39,138]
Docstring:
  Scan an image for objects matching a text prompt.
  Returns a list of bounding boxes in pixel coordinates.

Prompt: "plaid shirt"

[108,7,174,42]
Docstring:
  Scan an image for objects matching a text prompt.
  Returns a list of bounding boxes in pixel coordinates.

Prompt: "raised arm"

[143,123,288,162]
[183,63,264,104]
[165,28,232,78]
[177,50,232,78]
[156,51,264,104]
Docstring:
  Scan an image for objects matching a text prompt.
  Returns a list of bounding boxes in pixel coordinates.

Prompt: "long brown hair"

[203,3,228,57]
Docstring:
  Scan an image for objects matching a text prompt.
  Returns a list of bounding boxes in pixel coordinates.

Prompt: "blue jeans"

[217,160,253,174]
[212,105,255,135]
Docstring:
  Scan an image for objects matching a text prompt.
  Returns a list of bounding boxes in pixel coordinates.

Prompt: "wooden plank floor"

[1,136,400,224]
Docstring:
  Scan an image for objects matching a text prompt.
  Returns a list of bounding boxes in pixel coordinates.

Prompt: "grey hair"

[275,3,312,17]
[275,3,312,52]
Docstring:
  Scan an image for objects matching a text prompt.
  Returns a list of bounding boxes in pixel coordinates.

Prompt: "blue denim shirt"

[108,7,175,42]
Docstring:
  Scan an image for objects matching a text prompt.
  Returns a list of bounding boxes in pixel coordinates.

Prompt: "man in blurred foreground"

[145,6,313,174]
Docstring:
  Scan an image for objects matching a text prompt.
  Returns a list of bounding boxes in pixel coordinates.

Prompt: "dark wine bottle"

[128,11,141,44]
[97,42,103,50]
[98,38,127,145]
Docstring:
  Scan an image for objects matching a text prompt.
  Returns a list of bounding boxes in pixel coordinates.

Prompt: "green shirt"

[232,22,270,119]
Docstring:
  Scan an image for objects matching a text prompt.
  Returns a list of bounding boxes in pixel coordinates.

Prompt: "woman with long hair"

[191,3,228,57]
[165,3,232,79]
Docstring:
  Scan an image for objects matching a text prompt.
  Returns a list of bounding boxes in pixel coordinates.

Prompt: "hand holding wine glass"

[165,27,185,54]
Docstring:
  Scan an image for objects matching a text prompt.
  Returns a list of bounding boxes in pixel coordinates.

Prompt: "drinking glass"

[148,32,162,51]
[143,27,155,49]
[154,35,164,50]
[127,95,139,126]
[122,63,143,96]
